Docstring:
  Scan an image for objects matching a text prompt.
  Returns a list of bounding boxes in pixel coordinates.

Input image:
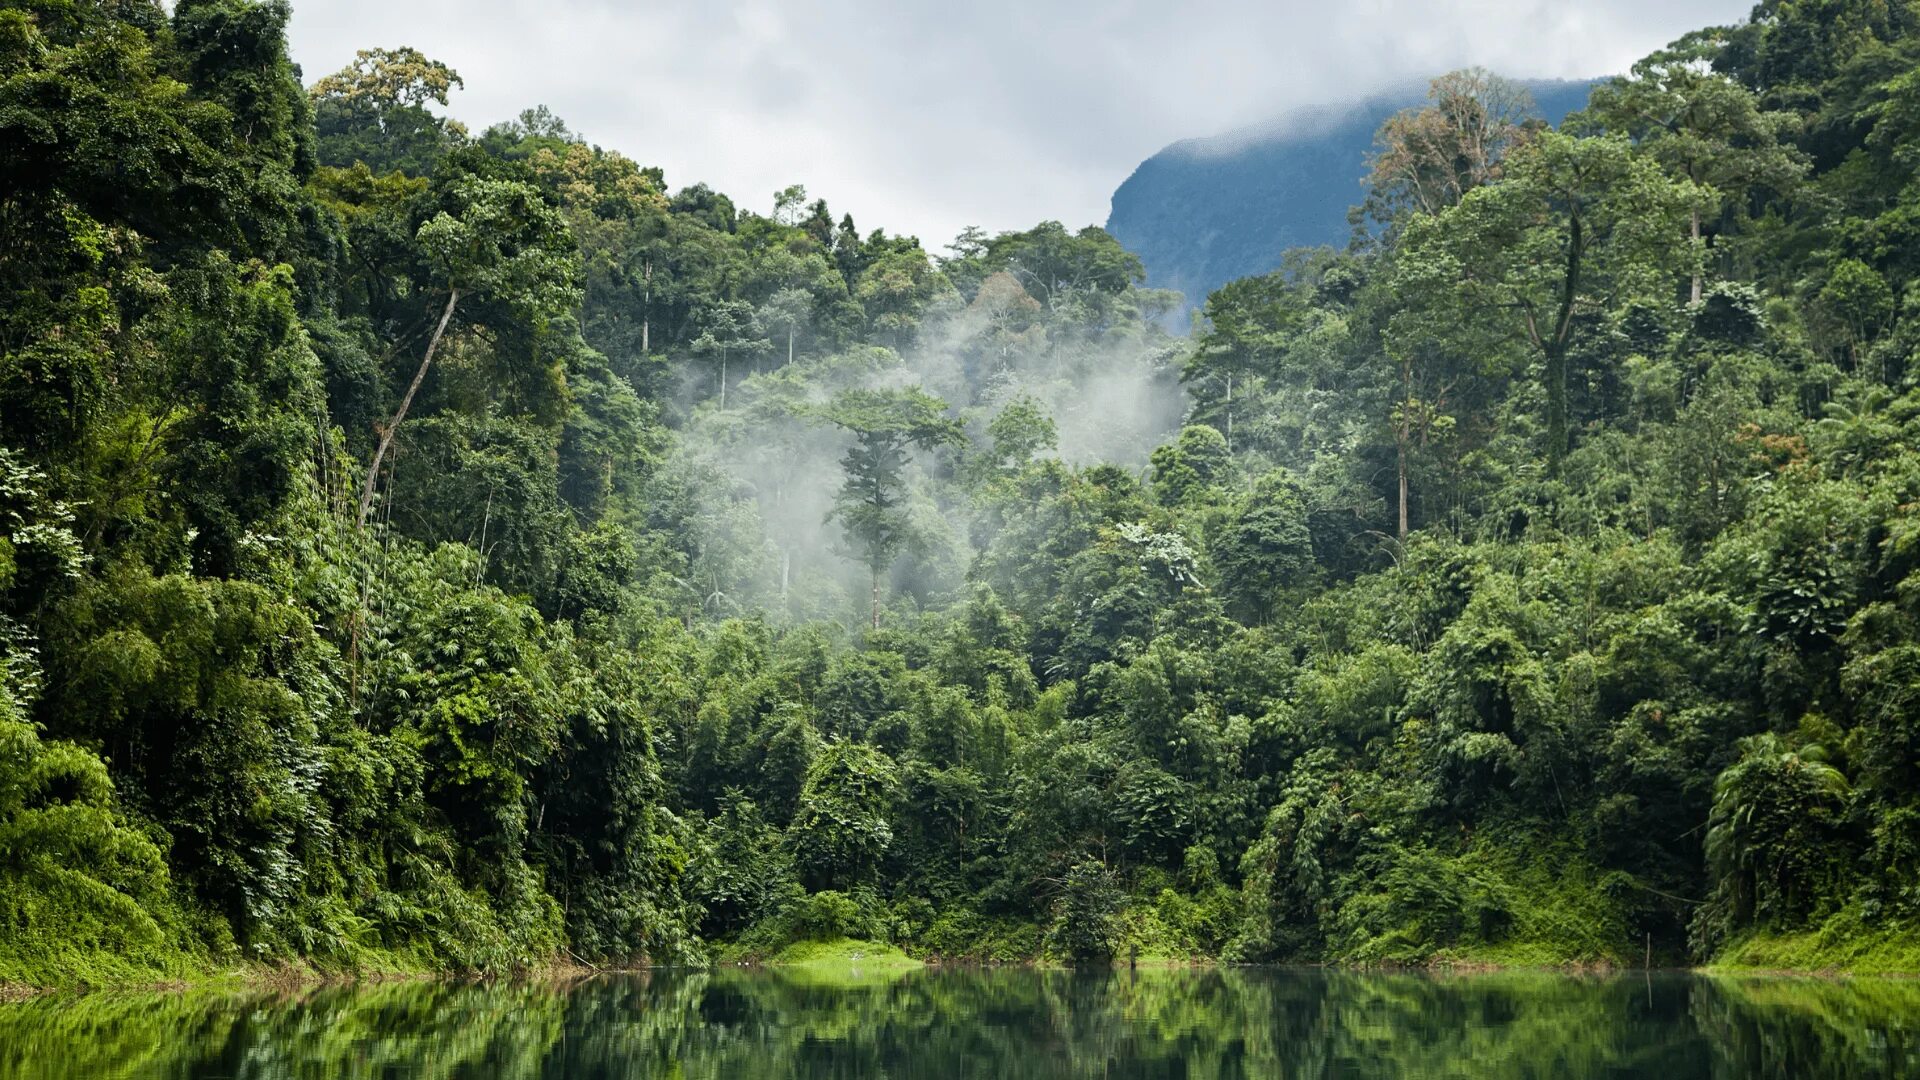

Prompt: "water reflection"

[0,966,1916,1078]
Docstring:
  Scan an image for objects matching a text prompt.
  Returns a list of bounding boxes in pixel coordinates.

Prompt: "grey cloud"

[287,0,1755,248]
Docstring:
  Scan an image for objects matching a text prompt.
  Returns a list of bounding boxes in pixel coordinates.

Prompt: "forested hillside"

[5,0,1920,985]
[1106,78,1595,327]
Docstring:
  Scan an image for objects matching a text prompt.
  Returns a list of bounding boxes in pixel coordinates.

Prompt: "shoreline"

[5,950,1917,1000]
[0,957,637,1001]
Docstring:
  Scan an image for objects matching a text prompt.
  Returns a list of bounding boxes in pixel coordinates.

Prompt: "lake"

[1,966,1916,1078]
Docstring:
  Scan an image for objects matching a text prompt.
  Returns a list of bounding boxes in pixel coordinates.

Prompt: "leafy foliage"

[7,0,1920,986]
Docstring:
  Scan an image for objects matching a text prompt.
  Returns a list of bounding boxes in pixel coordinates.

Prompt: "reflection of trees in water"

[1,969,1916,1078]
[1689,975,1920,1079]
[0,980,574,1079]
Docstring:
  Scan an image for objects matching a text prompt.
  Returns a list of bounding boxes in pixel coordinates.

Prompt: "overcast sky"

[286,0,1756,250]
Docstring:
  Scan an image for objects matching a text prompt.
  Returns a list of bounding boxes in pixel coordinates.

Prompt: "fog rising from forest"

[669,268,1188,623]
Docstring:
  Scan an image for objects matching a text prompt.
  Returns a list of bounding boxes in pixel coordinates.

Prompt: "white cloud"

[287,0,1755,249]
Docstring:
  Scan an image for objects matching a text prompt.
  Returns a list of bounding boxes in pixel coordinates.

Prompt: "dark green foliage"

[1049,859,1123,962]
[42,567,336,949]
[9,0,1920,986]
[1211,471,1314,623]
[789,739,899,892]
[1697,734,1853,953]
[1150,424,1232,506]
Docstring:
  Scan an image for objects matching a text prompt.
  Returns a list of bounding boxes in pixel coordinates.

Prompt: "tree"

[1379,337,1458,541]
[357,176,580,526]
[1587,34,1809,302]
[1184,250,1368,473]
[789,738,900,891]
[1363,68,1536,226]
[988,221,1144,315]
[802,198,836,247]
[308,45,462,109]
[1150,425,1232,506]
[1818,258,1895,371]
[771,183,808,226]
[308,46,465,175]
[0,0,309,464]
[832,213,865,283]
[172,0,319,180]
[691,300,769,409]
[1389,131,1696,469]
[1048,857,1122,962]
[44,567,336,945]
[854,244,951,347]
[759,287,814,369]
[1698,734,1852,949]
[1211,471,1314,622]
[984,396,1057,469]
[0,669,176,982]
[816,388,965,627]
[1187,275,1291,454]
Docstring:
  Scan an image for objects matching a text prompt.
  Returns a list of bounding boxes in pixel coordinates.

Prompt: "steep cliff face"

[1106,79,1598,325]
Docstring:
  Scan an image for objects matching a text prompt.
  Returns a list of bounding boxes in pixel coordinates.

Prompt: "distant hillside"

[1106,78,1599,324]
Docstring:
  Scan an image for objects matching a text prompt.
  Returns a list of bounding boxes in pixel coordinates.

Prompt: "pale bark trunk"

[1397,360,1411,541]
[358,289,459,528]
[1224,372,1233,454]
[1398,436,1410,542]
[1690,206,1703,305]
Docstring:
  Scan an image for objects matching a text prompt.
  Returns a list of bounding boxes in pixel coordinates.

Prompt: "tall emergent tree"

[356,175,579,526]
[692,299,769,409]
[760,286,814,369]
[1390,131,1696,470]
[309,46,465,175]
[1586,32,1808,302]
[1363,68,1536,226]
[817,387,964,627]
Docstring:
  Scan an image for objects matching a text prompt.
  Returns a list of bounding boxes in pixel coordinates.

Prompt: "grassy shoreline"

[9,928,1920,998]
[0,956,626,1000]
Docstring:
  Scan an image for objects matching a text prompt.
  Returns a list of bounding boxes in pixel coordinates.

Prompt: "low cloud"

[288,0,1754,249]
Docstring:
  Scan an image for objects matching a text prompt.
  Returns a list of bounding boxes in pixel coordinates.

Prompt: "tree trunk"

[1398,432,1410,541]
[1544,214,1583,476]
[1397,358,1413,540]
[641,262,651,354]
[719,350,728,410]
[787,326,795,367]
[1224,371,1233,454]
[1690,205,1703,305]
[1545,339,1569,473]
[358,289,460,528]
[870,570,881,630]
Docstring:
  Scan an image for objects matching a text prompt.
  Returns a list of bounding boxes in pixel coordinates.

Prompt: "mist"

[656,254,1188,629]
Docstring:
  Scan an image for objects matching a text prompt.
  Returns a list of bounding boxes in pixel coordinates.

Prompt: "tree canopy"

[7,0,1920,984]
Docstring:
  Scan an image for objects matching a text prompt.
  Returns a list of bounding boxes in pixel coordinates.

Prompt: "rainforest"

[6,0,1920,991]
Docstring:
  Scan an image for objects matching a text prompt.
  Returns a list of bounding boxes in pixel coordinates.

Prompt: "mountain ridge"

[1106,77,1602,324]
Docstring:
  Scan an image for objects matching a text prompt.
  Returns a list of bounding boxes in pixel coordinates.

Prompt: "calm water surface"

[1,966,1916,1078]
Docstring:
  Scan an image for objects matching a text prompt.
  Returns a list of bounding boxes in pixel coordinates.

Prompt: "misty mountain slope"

[1106,78,1598,321]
